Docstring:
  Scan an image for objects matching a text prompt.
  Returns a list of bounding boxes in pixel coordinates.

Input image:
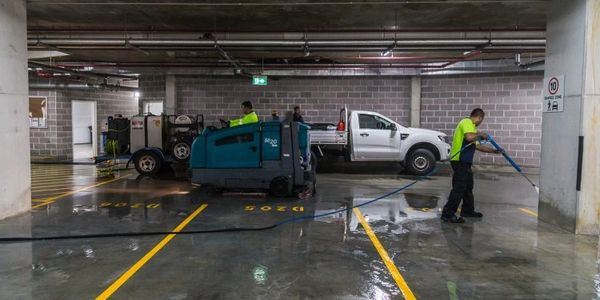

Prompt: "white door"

[352,113,401,161]
[72,101,97,161]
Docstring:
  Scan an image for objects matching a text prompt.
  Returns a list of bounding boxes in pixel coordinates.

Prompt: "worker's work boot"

[440,214,465,223]
[460,211,483,218]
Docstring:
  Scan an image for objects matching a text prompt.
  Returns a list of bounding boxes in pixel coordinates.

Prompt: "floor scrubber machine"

[190,121,316,197]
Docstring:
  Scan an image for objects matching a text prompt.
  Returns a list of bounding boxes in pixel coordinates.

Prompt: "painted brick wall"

[29,87,138,160]
[175,76,412,127]
[421,72,543,166]
[139,75,166,112]
[137,72,544,167]
[29,89,60,158]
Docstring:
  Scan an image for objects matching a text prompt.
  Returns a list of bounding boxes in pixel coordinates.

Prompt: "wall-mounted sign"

[543,75,564,113]
[29,96,48,128]
[252,76,268,86]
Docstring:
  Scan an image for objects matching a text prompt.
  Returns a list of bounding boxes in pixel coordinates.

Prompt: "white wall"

[72,101,94,144]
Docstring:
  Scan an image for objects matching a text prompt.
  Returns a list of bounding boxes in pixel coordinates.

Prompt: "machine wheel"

[134,151,163,175]
[406,148,436,176]
[172,139,192,161]
[270,176,292,197]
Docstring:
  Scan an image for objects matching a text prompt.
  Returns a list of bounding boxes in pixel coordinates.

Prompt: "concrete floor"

[0,164,598,299]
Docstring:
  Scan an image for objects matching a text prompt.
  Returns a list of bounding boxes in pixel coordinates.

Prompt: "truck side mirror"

[390,123,397,131]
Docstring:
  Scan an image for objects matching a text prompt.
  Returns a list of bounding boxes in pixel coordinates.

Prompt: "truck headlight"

[438,135,450,144]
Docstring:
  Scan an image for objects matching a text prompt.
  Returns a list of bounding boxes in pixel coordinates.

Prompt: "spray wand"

[486,134,540,194]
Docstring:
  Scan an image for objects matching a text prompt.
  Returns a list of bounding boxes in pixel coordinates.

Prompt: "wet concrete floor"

[0,164,598,299]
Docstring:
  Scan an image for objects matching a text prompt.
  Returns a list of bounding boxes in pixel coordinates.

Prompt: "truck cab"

[310,107,451,175]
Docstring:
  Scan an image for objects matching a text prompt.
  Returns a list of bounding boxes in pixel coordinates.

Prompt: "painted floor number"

[245,205,304,213]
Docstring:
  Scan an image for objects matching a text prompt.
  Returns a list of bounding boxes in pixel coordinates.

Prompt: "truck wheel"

[134,151,163,175]
[172,140,192,161]
[406,148,435,176]
[270,176,292,197]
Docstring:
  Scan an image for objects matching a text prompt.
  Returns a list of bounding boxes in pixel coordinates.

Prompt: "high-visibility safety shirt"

[230,111,259,127]
[450,118,478,163]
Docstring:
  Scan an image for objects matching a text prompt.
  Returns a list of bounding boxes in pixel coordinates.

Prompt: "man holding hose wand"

[441,108,504,224]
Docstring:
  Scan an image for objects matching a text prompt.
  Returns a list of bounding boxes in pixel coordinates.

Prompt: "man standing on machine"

[227,101,259,127]
[293,106,304,123]
[441,108,502,223]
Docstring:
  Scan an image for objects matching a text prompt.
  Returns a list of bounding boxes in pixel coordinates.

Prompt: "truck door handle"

[360,133,369,137]
[250,146,257,152]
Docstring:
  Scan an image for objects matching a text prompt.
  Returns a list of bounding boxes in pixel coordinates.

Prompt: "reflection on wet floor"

[0,165,597,299]
[30,164,133,203]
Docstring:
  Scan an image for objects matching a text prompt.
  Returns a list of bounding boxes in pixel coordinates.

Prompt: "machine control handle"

[360,133,370,137]
[250,146,257,152]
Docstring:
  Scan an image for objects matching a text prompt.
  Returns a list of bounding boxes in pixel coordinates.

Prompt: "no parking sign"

[543,75,564,113]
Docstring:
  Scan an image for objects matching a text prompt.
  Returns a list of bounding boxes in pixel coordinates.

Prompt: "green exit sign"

[252,76,268,86]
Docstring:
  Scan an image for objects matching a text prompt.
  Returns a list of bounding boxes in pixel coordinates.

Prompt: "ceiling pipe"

[27,28,546,34]
[29,82,138,92]
[27,1,547,6]
[28,61,138,80]
[28,38,546,47]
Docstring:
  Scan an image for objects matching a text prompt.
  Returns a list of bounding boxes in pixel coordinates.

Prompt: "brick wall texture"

[167,73,543,167]
[32,72,543,166]
[175,76,412,127]
[29,87,138,160]
[420,72,543,166]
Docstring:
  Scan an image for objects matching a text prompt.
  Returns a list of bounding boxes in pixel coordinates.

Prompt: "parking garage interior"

[0,1,599,299]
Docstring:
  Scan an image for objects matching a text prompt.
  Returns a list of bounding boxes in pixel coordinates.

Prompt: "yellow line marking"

[96,203,208,300]
[31,175,129,209]
[353,208,417,300]
[32,185,95,192]
[31,199,50,203]
[32,188,80,193]
[519,208,538,217]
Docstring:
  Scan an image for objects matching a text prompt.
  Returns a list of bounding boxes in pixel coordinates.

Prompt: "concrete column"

[539,0,600,234]
[165,75,176,115]
[410,76,421,128]
[0,0,30,219]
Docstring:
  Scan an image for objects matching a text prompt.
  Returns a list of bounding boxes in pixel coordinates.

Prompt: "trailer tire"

[172,137,192,162]
[134,151,163,175]
[406,148,435,176]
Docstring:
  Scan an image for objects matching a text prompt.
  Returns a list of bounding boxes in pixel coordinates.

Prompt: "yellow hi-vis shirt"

[450,118,478,163]
[230,111,259,127]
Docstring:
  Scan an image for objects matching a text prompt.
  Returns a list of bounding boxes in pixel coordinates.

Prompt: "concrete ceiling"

[28,0,547,31]
[26,0,548,77]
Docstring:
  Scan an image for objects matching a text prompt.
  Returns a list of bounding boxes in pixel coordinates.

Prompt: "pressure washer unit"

[190,121,316,197]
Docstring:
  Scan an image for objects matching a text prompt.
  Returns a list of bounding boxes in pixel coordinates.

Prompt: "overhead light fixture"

[463,50,475,56]
[381,42,396,57]
[304,43,310,57]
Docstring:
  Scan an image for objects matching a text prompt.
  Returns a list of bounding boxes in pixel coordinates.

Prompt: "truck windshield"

[358,114,393,130]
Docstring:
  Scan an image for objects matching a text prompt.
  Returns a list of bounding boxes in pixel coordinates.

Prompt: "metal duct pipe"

[30,82,138,92]
[28,38,546,47]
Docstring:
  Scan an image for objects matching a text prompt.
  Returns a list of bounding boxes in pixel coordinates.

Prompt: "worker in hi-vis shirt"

[441,108,503,223]
[226,101,259,127]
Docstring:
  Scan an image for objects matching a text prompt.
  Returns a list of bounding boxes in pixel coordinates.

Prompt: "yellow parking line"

[96,203,208,300]
[353,208,417,300]
[31,177,79,183]
[31,199,50,203]
[31,175,129,209]
[32,184,96,191]
[519,208,538,217]
[32,188,74,194]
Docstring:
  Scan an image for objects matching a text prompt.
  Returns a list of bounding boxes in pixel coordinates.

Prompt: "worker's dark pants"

[442,161,475,217]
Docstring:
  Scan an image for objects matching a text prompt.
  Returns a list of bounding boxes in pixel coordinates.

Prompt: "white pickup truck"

[309,107,451,175]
